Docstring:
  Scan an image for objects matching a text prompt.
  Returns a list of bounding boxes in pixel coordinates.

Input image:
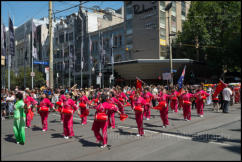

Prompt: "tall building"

[53,7,124,88]
[110,1,192,84]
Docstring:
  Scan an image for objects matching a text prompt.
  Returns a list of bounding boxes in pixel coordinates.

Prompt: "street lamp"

[165,2,173,86]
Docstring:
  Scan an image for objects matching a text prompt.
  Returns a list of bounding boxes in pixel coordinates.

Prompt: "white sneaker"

[25,127,28,128]
[42,129,46,132]
[146,118,150,120]
[16,142,20,144]
[172,110,175,112]
[185,119,188,121]
[136,134,140,137]
[162,125,165,128]
[100,144,107,148]
[64,136,69,139]
[200,115,204,118]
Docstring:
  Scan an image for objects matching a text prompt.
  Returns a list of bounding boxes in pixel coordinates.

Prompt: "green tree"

[16,67,46,89]
[176,1,241,77]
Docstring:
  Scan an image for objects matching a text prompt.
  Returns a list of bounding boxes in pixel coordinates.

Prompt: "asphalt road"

[1,103,241,160]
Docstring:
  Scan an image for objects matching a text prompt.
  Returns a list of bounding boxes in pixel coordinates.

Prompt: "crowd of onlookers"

[1,83,240,120]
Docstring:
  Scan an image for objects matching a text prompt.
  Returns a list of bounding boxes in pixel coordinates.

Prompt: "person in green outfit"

[13,92,26,145]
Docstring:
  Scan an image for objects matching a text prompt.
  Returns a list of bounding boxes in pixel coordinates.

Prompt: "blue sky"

[1,1,123,27]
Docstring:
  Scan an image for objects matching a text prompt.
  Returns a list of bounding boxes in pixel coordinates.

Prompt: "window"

[119,35,122,46]
[160,1,165,11]
[126,6,133,20]
[126,35,132,44]
[171,16,176,32]
[160,28,166,40]
[171,1,176,16]
[59,33,64,43]
[69,32,73,41]
[114,36,118,47]
[126,21,133,35]
[160,11,166,28]
[66,32,68,42]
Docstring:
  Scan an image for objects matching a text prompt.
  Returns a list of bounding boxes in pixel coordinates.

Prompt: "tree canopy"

[176,1,241,77]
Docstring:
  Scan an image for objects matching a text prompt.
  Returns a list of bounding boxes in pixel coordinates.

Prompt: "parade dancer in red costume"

[142,88,154,120]
[116,88,128,114]
[78,91,89,125]
[58,90,66,123]
[169,88,179,113]
[133,90,146,136]
[180,88,194,121]
[91,94,121,148]
[195,86,209,117]
[62,92,79,139]
[157,88,169,128]
[38,93,54,131]
[24,92,37,128]
[107,92,122,129]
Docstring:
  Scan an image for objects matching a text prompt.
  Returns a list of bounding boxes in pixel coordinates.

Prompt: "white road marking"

[50,113,233,146]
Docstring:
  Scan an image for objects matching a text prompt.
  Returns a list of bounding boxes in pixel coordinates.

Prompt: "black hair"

[100,94,107,103]
[16,92,23,100]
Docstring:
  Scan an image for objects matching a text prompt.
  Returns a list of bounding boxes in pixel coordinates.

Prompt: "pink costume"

[78,95,89,125]
[130,91,136,110]
[157,92,169,126]
[38,98,53,131]
[24,96,37,127]
[91,102,118,145]
[169,91,179,113]
[62,98,78,137]
[234,87,240,103]
[180,93,194,120]
[107,97,122,129]
[58,94,66,122]
[133,96,146,135]
[195,90,209,116]
[116,93,127,114]
[142,91,154,119]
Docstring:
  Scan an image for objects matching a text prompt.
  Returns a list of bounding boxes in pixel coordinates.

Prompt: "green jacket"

[14,100,26,119]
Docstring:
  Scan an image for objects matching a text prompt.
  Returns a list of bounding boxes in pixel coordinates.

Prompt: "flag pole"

[31,19,34,89]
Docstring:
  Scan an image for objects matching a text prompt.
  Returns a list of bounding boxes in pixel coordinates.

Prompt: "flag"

[8,17,15,56]
[89,34,92,54]
[24,24,28,60]
[32,21,37,59]
[1,24,7,56]
[212,80,227,99]
[136,77,142,90]
[177,65,186,89]
[81,55,84,70]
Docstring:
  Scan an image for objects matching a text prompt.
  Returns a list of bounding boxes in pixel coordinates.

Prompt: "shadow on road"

[51,133,63,138]
[222,145,241,154]
[168,117,185,121]
[78,138,100,147]
[144,123,161,128]
[113,128,137,136]
[230,128,241,132]
[31,125,42,131]
[4,134,16,143]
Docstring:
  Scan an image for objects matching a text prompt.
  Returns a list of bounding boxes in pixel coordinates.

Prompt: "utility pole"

[49,1,54,89]
[68,42,71,87]
[165,2,173,87]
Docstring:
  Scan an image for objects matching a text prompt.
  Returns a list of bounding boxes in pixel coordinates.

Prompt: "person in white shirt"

[222,85,233,113]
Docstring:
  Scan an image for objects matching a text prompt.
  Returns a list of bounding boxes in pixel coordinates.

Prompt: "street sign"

[33,61,49,65]
[30,72,35,77]
[96,76,101,85]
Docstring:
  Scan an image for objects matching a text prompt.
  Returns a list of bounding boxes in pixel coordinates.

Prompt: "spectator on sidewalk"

[222,85,233,113]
